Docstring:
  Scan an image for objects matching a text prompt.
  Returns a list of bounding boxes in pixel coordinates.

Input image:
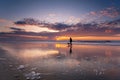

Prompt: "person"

[68,37,72,47]
[70,37,72,44]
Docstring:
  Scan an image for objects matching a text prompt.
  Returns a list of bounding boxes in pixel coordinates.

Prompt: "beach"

[0,48,25,80]
[0,41,120,80]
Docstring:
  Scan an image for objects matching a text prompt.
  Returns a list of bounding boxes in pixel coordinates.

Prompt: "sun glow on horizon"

[56,36,120,41]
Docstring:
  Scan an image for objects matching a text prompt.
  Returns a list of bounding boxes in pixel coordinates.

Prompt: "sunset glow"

[56,36,120,41]
[0,0,120,41]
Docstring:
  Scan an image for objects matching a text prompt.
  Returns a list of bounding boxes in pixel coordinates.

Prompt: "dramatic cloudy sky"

[0,0,120,41]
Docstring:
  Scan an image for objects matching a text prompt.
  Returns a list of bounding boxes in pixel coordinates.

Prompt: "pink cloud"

[0,18,12,23]
[90,11,97,16]
[81,7,120,23]
[0,19,7,23]
[90,7,120,18]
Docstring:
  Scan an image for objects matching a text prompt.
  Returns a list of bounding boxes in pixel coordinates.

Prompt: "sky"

[0,0,120,41]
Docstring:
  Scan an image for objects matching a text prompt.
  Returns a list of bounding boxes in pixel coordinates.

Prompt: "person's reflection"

[69,45,72,54]
[68,44,72,54]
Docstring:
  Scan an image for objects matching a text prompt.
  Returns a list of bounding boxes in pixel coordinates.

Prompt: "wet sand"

[0,48,25,80]
[0,42,120,80]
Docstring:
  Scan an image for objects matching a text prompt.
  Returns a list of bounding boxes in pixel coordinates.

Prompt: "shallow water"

[0,41,120,80]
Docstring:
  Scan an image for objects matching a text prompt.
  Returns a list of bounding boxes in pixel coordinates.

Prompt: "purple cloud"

[14,18,40,25]
[90,7,120,18]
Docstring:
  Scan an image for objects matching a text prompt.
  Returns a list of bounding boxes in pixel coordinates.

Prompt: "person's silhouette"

[70,37,72,45]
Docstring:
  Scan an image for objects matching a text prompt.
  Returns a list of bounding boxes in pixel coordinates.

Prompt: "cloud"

[89,7,120,18]
[0,18,13,32]
[14,18,59,33]
[1,6,120,41]
[14,18,72,31]
[100,7,120,18]
[10,27,25,31]
[1,10,119,41]
[14,7,120,32]
[81,7,120,23]
[65,18,120,36]
[1,18,120,41]
[65,16,81,24]
[0,18,8,23]
[0,18,13,24]
[50,23,72,31]
[0,33,48,41]
[14,17,120,34]
[14,18,40,26]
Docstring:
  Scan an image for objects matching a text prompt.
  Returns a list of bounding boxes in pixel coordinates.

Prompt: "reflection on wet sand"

[0,42,120,80]
[69,45,72,54]
[20,49,58,58]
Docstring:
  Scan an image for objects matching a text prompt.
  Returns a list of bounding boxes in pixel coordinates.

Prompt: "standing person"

[70,37,72,45]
